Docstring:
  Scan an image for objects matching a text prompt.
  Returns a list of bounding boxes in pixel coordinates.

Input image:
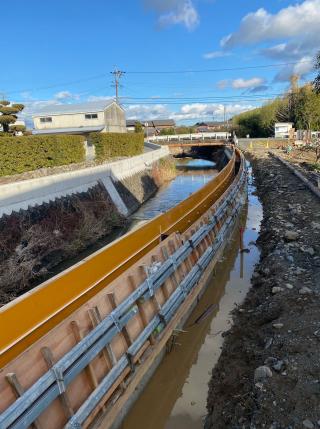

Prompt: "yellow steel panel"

[0,150,236,367]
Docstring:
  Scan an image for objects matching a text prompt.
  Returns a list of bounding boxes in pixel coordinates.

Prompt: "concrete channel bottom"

[94,190,249,429]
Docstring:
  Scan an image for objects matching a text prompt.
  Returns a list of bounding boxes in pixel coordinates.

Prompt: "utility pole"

[223,105,226,127]
[111,68,125,104]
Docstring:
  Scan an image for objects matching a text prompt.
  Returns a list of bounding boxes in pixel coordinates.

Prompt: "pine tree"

[0,100,24,133]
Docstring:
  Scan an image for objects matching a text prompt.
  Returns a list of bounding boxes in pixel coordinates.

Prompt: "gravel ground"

[205,149,320,429]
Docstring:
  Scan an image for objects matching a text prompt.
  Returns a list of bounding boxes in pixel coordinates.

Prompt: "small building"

[274,122,293,139]
[144,119,175,136]
[126,119,175,135]
[126,119,141,132]
[32,100,126,136]
[194,121,228,132]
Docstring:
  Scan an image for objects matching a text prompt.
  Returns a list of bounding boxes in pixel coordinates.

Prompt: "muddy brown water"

[120,162,263,429]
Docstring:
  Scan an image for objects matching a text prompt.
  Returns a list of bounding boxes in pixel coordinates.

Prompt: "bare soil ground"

[205,149,320,429]
[276,147,320,188]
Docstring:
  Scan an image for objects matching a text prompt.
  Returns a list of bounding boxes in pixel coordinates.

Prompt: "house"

[194,121,228,132]
[144,119,175,136]
[274,122,294,139]
[126,119,142,132]
[32,100,126,136]
[126,119,175,135]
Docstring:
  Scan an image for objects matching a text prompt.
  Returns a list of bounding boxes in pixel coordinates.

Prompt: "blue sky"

[1,0,319,125]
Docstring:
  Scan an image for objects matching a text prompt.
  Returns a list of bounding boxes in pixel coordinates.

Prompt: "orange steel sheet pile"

[0,148,246,429]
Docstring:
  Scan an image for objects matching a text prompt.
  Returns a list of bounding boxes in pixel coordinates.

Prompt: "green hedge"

[90,132,144,161]
[0,135,85,176]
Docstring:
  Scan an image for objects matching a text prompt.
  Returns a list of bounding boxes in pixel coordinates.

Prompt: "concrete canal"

[131,158,218,227]
[120,162,263,429]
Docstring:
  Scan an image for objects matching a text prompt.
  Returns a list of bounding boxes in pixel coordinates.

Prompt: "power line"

[7,74,108,96]
[120,93,284,101]
[125,61,314,74]
[122,99,274,105]
[4,60,314,96]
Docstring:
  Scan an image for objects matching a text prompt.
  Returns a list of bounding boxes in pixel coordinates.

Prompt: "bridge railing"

[146,132,231,143]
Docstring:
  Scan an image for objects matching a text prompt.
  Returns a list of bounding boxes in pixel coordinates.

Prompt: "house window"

[40,117,52,123]
[85,113,98,119]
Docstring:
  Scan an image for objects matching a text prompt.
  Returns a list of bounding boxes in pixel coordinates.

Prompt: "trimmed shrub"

[0,135,85,176]
[90,132,144,161]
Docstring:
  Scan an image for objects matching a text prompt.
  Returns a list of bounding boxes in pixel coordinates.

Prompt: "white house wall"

[34,111,106,130]
[33,104,126,133]
[104,104,126,133]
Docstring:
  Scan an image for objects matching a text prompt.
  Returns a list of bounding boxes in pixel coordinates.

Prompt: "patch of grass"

[311,163,320,172]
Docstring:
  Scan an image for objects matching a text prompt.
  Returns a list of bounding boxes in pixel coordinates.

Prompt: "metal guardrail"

[0,160,246,429]
[0,149,236,367]
[146,132,231,142]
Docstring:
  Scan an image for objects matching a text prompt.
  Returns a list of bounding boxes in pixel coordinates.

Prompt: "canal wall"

[0,144,169,218]
[0,145,171,305]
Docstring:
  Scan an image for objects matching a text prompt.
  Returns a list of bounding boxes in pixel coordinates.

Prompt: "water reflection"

[132,159,217,221]
[176,158,216,170]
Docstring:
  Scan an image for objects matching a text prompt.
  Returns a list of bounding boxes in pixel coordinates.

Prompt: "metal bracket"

[181,285,187,298]
[196,260,203,270]
[188,238,195,249]
[109,313,122,333]
[68,421,82,428]
[159,312,167,326]
[125,352,135,372]
[146,276,154,297]
[170,253,178,271]
[51,365,66,395]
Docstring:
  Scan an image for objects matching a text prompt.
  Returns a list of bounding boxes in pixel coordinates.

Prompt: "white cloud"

[86,95,114,102]
[274,56,314,82]
[232,77,265,89]
[221,0,320,48]
[220,0,319,82]
[217,77,266,91]
[54,91,80,101]
[124,102,254,122]
[144,0,199,30]
[125,104,170,120]
[203,51,231,60]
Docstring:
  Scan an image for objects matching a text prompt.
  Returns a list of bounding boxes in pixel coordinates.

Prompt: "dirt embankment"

[205,150,320,429]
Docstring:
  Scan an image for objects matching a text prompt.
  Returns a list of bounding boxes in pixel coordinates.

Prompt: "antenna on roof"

[111,68,125,104]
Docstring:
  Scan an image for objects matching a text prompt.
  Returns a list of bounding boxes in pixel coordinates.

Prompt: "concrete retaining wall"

[0,145,169,218]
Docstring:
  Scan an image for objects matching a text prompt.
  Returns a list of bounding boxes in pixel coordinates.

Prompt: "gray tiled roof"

[32,125,105,134]
[151,119,175,126]
[126,119,140,126]
[32,99,117,116]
